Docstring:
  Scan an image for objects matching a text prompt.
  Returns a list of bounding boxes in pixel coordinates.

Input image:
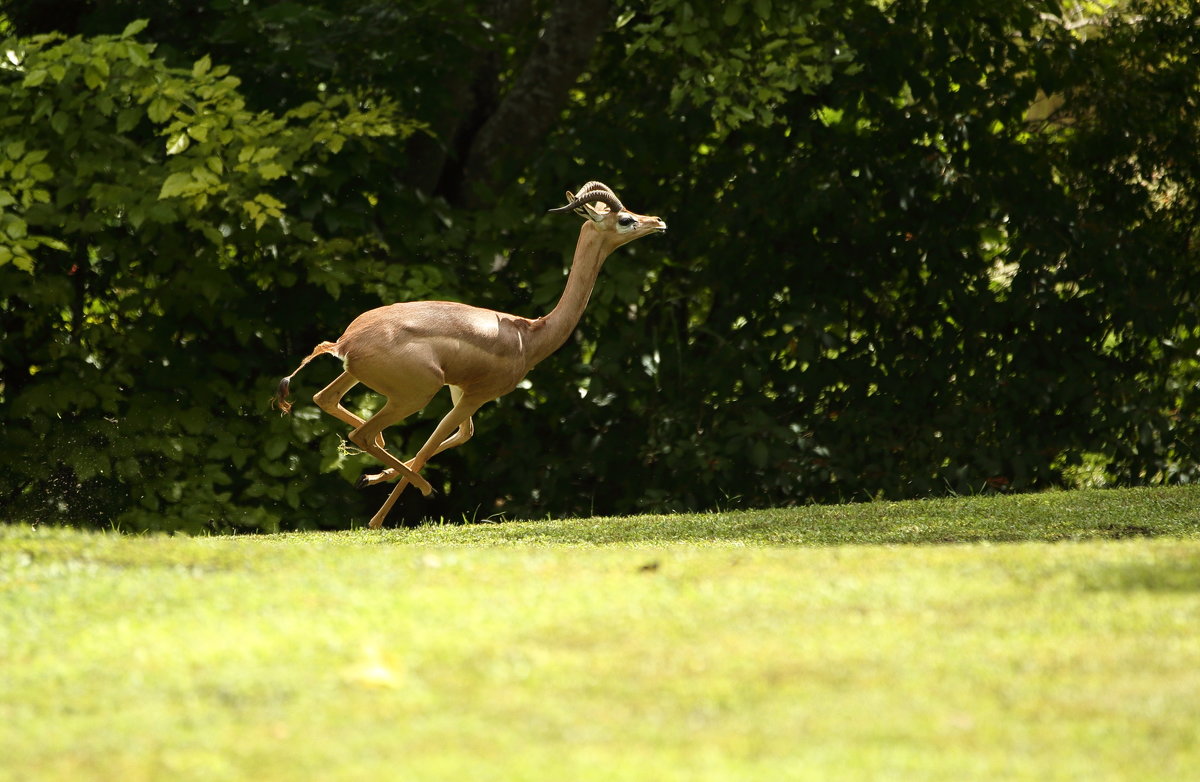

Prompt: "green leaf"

[723,4,744,25]
[615,10,636,29]
[148,97,175,124]
[121,18,150,38]
[147,202,177,223]
[166,133,190,155]
[28,163,54,182]
[84,66,105,90]
[124,41,151,68]
[4,216,29,240]
[32,97,53,121]
[117,107,141,133]
[258,162,287,180]
[22,69,47,88]
[255,193,286,210]
[90,56,110,78]
[264,436,288,460]
[5,140,26,160]
[193,55,212,78]
[158,171,194,199]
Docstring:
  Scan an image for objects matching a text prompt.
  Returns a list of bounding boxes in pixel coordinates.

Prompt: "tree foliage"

[0,22,415,530]
[1,0,1197,530]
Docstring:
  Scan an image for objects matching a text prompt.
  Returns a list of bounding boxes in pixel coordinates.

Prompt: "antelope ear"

[564,190,575,201]
[582,203,605,222]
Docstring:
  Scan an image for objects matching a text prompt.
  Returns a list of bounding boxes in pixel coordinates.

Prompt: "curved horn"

[548,182,625,214]
[574,180,615,197]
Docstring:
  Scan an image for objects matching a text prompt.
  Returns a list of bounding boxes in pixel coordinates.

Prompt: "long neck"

[527,222,611,367]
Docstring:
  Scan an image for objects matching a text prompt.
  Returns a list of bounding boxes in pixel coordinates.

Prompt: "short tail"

[273,340,340,414]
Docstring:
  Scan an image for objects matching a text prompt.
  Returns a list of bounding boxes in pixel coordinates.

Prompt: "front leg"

[366,392,481,528]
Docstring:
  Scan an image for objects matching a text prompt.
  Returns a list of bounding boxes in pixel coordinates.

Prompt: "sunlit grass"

[2,486,1199,781]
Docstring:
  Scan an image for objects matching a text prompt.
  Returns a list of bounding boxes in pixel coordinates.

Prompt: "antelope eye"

[618,215,635,227]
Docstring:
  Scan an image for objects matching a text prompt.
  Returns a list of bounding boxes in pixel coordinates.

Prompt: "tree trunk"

[455,0,610,207]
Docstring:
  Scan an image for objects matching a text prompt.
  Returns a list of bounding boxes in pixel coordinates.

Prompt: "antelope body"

[275,182,666,527]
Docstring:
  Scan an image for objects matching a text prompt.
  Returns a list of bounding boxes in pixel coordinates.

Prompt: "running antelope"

[274,182,666,527]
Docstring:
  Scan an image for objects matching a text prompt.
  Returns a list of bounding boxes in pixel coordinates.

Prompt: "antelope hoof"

[356,469,392,488]
[356,473,382,489]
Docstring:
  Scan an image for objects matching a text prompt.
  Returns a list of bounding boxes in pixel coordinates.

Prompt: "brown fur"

[274,376,294,413]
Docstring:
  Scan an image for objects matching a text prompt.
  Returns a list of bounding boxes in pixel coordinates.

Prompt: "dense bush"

[1,0,1197,530]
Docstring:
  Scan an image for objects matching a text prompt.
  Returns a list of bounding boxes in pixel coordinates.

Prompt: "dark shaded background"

[2,0,1197,531]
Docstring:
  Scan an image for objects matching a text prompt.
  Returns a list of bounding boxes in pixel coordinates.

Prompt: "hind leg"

[358,385,473,487]
[313,371,386,449]
[348,395,438,499]
[367,388,484,528]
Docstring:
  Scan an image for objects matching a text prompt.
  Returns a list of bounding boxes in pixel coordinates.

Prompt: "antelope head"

[548,181,667,248]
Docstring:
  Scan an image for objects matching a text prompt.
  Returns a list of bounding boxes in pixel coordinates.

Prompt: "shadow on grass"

[1080,559,1200,592]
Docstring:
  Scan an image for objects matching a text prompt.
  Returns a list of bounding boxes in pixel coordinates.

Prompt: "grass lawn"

[2,486,1199,781]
